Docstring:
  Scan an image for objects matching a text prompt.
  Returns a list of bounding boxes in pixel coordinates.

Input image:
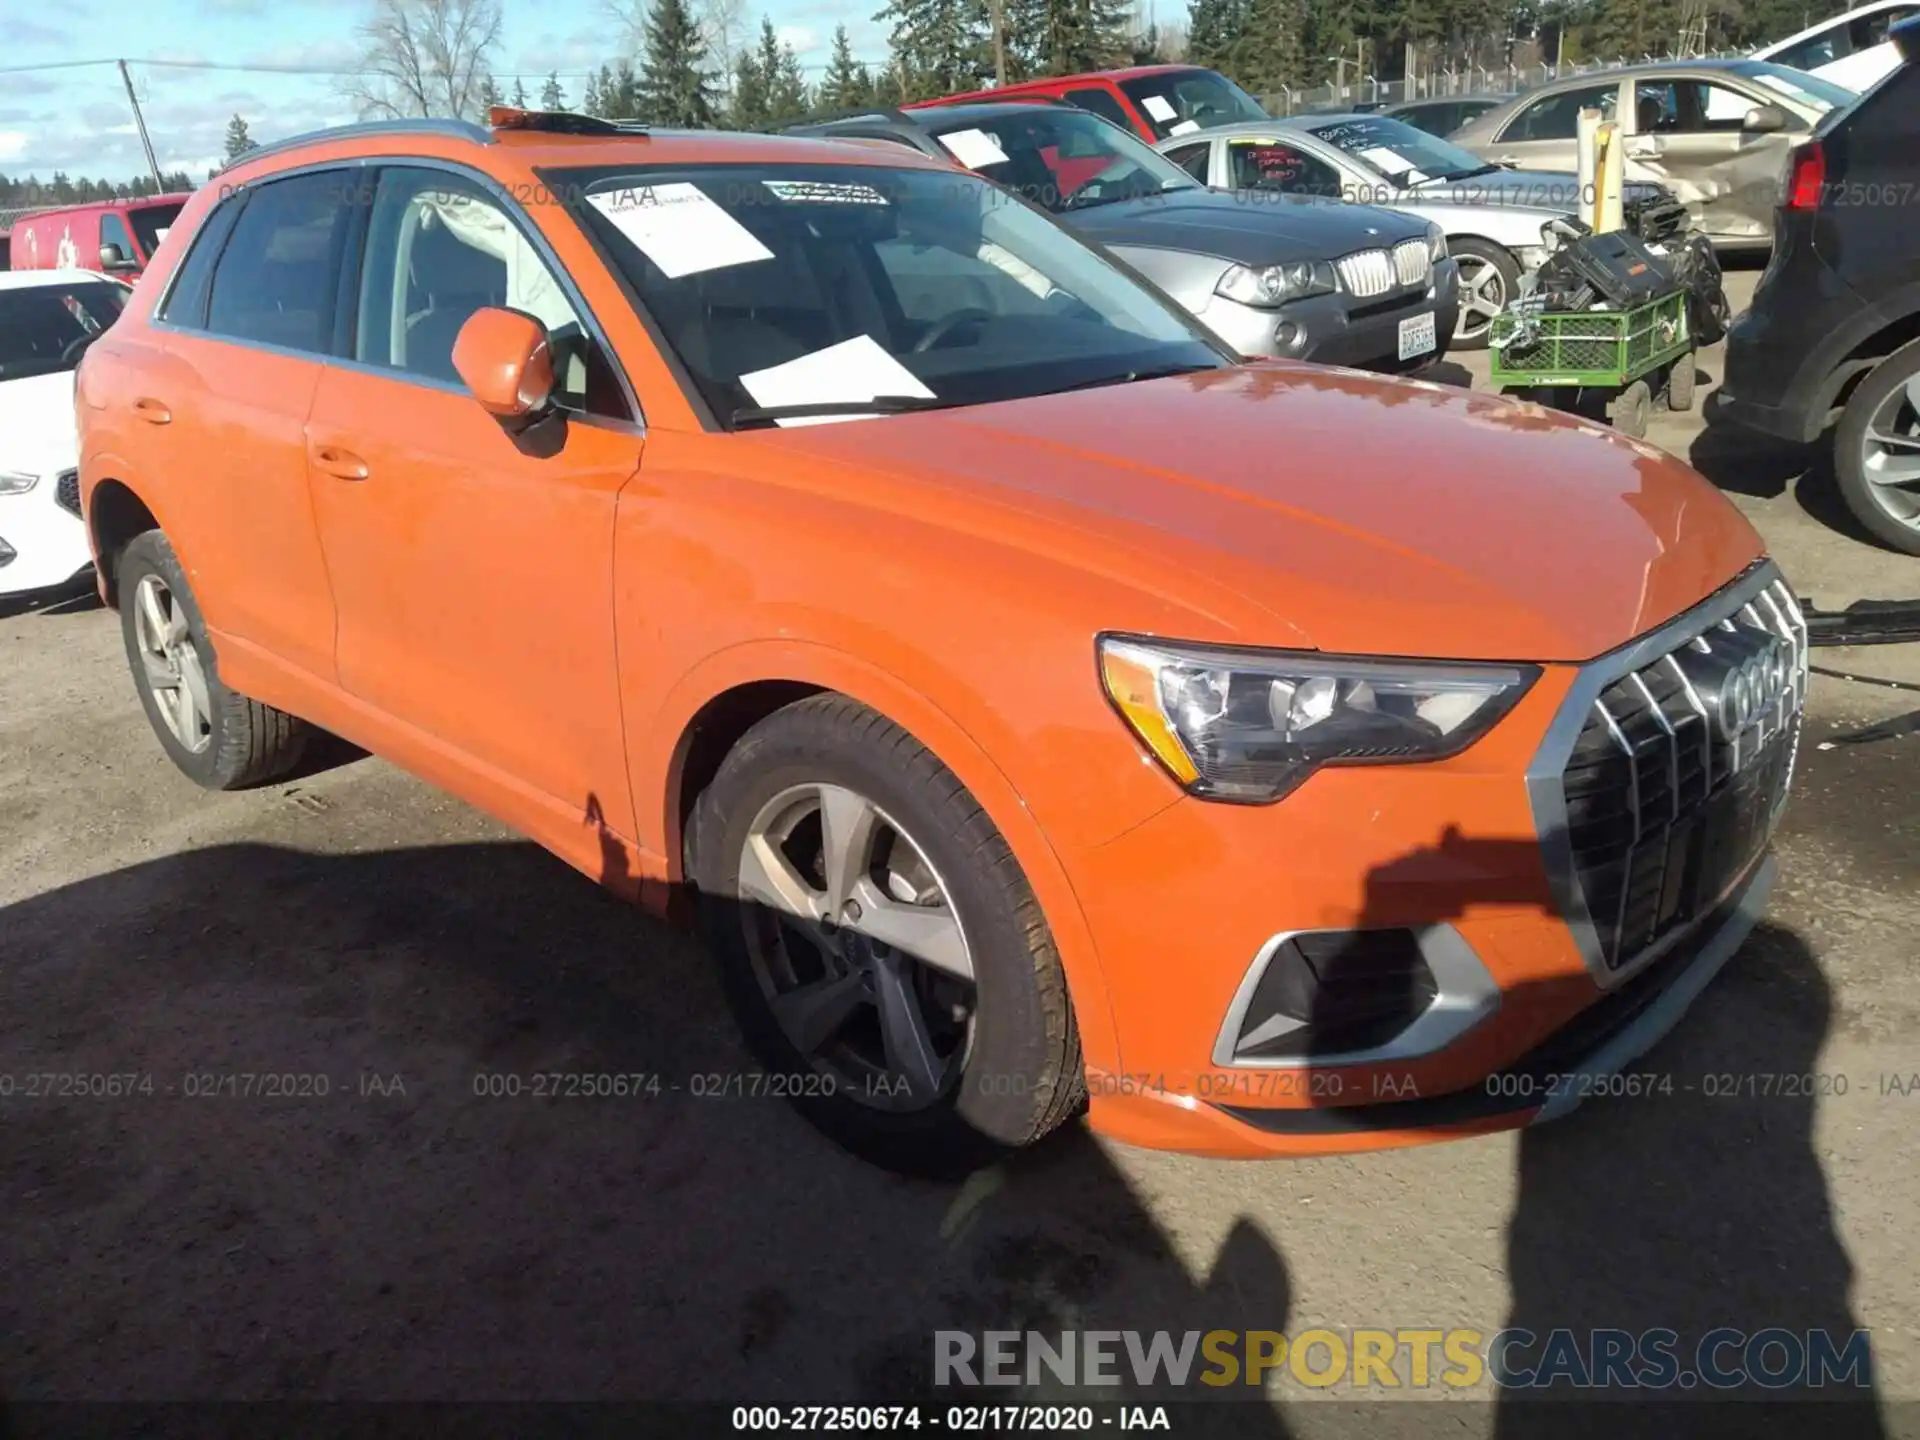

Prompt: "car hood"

[1411,169,1670,210]
[0,371,80,475]
[1063,188,1427,265]
[762,365,1763,664]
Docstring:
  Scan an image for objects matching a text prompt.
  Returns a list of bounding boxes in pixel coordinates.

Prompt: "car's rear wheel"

[685,694,1083,1176]
[1450,239,1519,351]
[1834,336,1920,555]
[117,530,311,789]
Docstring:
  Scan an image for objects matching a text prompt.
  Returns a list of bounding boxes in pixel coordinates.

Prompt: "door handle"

[132,397,171,425]
[312,446,370,482]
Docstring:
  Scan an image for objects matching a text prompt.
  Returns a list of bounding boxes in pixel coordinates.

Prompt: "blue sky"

[0,0,901,183]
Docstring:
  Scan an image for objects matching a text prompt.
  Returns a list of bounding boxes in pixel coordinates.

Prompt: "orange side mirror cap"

[451,307,556,426]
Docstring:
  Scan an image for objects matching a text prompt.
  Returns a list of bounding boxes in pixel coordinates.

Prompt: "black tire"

[1834,337,1920,555]
[1608,379,1652,439]
[117,529,312,789]
[1664,351,1697,412]
[1450,238,1520,352]
[685,694,1084,1177]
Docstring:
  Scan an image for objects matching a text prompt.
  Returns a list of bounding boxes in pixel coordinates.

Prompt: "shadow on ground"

[0,821,1881,1433]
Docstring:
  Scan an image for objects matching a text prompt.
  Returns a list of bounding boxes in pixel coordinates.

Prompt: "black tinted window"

[1164,141,1211,180]
[1064,87,1136,131]
[158,198,242,329]
[1504,83,1618,142]
[205,171,351,354]
[0,281,127,382]
[100,214,134,262]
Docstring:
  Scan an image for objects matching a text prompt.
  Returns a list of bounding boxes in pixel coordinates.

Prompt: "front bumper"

[1201,256,1461,370]
[0,477,93,598]
[1066,564,1803,1158]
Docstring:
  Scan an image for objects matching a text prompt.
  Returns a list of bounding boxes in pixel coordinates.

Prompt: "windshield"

[563,163,1225,430]
[1732,60,1858,113]
[1304,115,1491,185]
[128,200,185,257]
[1119,68,1269,139]
[925,108,1202,214]
[0,280,127,382]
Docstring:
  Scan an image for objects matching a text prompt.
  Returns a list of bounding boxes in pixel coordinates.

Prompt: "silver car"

[1159,114,1582,348]
[1449,59,1856,250]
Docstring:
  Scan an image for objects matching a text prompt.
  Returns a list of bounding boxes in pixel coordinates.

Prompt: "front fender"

[638,638,1126,1075]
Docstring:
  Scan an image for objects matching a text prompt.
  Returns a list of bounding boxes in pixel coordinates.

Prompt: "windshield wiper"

[1433,163,1504,183]
[728,395,953,428]
[1036,362,1219,398]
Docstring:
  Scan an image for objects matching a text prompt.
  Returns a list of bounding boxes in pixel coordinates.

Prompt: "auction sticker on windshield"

[587,182,773,279]
[1399,311,1437,362]
[937,128,1010,169]
[1141,95,1178,122]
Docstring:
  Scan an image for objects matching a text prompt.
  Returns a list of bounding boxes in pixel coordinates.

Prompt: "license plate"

[1398,311,1437,361]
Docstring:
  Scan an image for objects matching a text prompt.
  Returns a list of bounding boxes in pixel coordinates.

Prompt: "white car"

[0,270,128,598]
[1755,1,1919,94]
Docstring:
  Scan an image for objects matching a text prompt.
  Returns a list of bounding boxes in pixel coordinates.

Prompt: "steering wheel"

[912,308,994,353]
[60,332,100,366]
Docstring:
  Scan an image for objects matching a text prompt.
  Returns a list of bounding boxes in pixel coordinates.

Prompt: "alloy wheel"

[737,783,975,1111]
[1860,372,1920,536]
[1455,255,1507,343]
[132,573,212,754]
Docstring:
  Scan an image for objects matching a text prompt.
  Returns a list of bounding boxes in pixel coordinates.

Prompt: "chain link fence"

[1256,50,1745,115]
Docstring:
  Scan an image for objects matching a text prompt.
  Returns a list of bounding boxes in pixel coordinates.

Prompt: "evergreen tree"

[609,58,641,117]
[1039,0,1133,74]
[540,70,567,108]
[583,67,606,116]
[511,76,529,107]
[221,115,257,163]
[479,73,504,110]
[820,24,870,112]
[638,0,718,126]
[1186,0,1251,73]
[728,45,770,128]
[872,0,991,97]
[751,18,811,125]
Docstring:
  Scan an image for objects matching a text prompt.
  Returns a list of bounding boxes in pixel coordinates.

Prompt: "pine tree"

[728,46,769,128]
[873,0,991,98]
[1187,0,1251,73]
[511,76,529,107]
[1039,0,1133,74]
[541,70,567,108]
[479,73,504,111]
[638,0,718,127]
[583,67,605,116]
[821,24,869,112]
[610,58,641,118]
[221,114,257,163]
[751,18,811,125]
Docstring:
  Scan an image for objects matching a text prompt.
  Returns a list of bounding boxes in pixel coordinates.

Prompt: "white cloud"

[0,132,28,163]
[776,24,820,57]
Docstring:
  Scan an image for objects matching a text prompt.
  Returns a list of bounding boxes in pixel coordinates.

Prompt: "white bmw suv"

[0,271,128,598]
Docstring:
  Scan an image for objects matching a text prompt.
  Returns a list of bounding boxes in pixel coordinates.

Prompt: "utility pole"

[989,0,1007,85]
[118,60,165,193]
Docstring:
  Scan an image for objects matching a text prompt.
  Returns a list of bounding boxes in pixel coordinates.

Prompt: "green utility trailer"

[1487,289,1694,439]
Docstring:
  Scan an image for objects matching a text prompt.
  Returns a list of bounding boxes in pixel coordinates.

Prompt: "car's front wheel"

[685,694,1084,1176]
[1450,239,1520,351]
[1834,336,1920,555]
[117,529,312,788]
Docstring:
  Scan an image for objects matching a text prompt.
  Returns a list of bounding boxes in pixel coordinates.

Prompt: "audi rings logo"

[1707,639,1790,741]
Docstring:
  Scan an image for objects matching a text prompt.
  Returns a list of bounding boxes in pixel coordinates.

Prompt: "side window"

[355,166,628,419]
[158,197,244,329]
[1164,141,1212,181]
[1064,86,1139,134]
[1502,84,1618,142]
[205,171,353,355]
[1776,24,1850,70]
[1852,7,1914,47]
[1228,141,1342,198]
[99,213,134,264]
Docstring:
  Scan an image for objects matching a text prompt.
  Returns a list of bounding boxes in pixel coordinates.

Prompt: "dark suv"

[1712,18,1920,553]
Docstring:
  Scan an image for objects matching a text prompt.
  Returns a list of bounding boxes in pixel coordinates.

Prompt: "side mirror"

[451,307,556,429]
[98,243,131,269]
[1743,103,1791,134]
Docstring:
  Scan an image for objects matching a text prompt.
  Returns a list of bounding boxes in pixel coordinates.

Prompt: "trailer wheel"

[1609,380,1652,439]
[1664,352,1697,412]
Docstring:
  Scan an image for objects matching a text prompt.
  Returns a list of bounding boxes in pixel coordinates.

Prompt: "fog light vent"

[1228,928,1437,1062]
[0,536,16,568]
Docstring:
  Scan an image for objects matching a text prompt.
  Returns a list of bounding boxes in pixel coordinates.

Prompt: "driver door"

[1624,79,1796,246]
[303,165,644,841]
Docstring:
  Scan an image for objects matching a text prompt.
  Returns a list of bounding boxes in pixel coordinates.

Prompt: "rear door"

[145,170,348,679]
[303,163,643,838]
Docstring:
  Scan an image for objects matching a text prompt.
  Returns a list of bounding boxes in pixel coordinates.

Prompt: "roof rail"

[218,117,492,174]
[782,106,913,132]
[487,106,650,136]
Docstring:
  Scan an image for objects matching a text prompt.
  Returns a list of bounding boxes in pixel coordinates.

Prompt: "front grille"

[1336,248,1393,298]
[1393,238,1431,288]
[54,469,80,517]
[1557,573,1807,973]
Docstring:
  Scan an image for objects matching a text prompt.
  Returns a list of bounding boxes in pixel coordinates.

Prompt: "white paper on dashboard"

[586,182,772,279]
[738,334,935,427]
[1168,119,1202,136]
[155,227,171,241]
[937,127,1010,169]
[1358,146,1424,174]
[1141,95,1178,122]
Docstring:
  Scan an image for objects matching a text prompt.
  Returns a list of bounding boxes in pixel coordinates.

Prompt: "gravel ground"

[1,270,1915,1432]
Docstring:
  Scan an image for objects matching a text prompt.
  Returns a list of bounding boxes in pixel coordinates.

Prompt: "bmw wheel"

[1450,239,1519,352]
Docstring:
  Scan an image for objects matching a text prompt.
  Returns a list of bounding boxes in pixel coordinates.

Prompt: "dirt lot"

[2,270,1917,1430]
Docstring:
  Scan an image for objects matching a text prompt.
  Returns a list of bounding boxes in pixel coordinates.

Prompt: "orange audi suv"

[75,110,1808,1173]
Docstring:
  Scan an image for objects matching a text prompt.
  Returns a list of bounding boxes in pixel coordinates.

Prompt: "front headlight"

[0,471,40,496]
[1214,260,1337,308]
[1425,221,1448,262]
[1098,636,1536,803]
